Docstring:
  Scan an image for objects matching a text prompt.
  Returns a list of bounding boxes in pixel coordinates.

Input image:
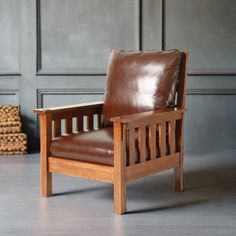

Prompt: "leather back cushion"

[103,49,182,126]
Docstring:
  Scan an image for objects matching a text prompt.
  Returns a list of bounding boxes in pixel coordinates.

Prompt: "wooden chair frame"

[34,52,188,214]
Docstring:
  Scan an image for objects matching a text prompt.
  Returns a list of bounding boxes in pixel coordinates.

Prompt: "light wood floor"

[0,151,236,236]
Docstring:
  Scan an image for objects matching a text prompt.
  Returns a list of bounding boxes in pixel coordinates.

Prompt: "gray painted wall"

[0,0,236,152]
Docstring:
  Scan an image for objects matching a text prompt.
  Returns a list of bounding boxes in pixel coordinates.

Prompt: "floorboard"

[0,150,236,236]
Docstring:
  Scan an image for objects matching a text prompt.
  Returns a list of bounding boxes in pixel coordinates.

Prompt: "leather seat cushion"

[50,127,114,166]
[50,127,168,166]
[103,49,181,126]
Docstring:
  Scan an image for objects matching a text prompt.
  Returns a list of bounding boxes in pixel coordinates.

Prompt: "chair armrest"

[34,101,104,136]
[34,101,104,115]
[110,107,185,124]
[112,107,186,168]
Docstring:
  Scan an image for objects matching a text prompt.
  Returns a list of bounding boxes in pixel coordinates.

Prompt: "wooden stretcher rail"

[126,153,180,182]
[49,157,114,183]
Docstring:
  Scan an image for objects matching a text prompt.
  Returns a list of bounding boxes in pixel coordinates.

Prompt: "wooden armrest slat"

[111,108,185,124]
[34,101,104,114]
[149,124,156,160]
[88,114,94,130]
[65,118,72,134]
[138,126,146,163]
[54,120,61,137]
[77,116,83,132]
[50,107,102,121]
[129,128,136,165]
[97,114,102,129]
[169,120,176,154]
[159,122,166,157]
[122,125,127,167]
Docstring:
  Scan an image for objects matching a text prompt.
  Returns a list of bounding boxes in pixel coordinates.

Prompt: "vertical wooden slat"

[97,114,101,129]
[54,119,61,137]
[65,118,72,134]
[159,122,166,157]
[72,117,76,133]
[88,114,94,130]
[129,128,135,165]
[83,116,88,131]
[169,120,176,154]
[138,126,146,163]
[51,121,55,138]
[149,124,156,160]
[77,116,83,132]
[122,124,127,167]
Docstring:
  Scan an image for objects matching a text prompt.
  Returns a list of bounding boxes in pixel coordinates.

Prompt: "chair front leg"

[41,158,52,197]
[113,122,127,214]
[114,170,126,214]
[40,113,52,197]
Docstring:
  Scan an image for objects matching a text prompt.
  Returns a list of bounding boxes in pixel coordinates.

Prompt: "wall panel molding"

[0,89,19,96]
[161,0,165,51]
[0,89,19,104]
[0,0,21,76]
[37,88,104,108]
[36,0,41,74]
[188,69,236,76]
[187,88,236,95]
[162,0,236,76]
[36,0,142,76]
[0,73,21,77]
[1,0,235,152]
[36,88,236,109]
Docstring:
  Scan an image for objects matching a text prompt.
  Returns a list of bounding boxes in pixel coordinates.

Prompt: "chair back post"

[176,52,189,109]
[175,52,189,149]
[174,52,188,191]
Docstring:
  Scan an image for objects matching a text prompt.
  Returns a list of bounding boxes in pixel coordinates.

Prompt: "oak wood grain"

[53,119,61,137]
[126,153,180,182]
[49,157,114,183]
[149,124,156,160]
[65,118,72,134]
[139,126,146,163]
[40,113,52,197]
[129,128,136,166]
[113,122,126,214]
[77,116,83,132]
[159,122,166,157]
[169,120,176,155]
[34,101,104,114]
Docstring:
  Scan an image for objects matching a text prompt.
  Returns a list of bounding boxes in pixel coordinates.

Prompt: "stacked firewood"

[0,105,27,155]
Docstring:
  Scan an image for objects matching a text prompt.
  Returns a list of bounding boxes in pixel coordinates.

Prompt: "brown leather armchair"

[34,49,188,214]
